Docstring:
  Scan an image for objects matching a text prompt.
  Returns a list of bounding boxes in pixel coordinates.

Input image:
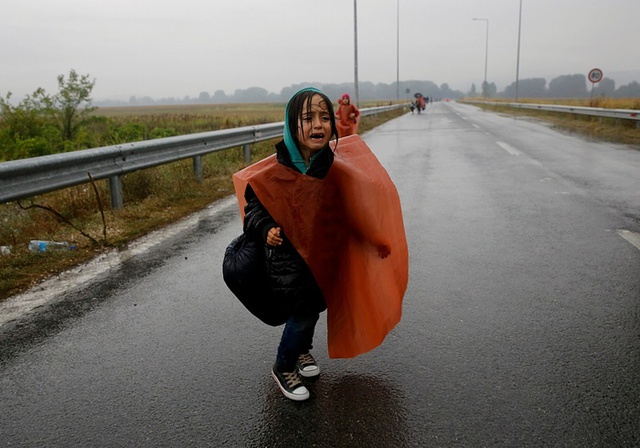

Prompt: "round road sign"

[588,68,603,83]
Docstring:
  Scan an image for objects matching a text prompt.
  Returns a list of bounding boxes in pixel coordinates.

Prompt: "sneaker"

[297,352,320,378]
[271,366,310,401]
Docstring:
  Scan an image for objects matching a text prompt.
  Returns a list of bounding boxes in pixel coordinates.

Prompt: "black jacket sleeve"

[243,184,277,243]
[242,180,327,315]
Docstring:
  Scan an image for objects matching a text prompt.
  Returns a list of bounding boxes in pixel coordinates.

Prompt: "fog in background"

[1,0,637,103]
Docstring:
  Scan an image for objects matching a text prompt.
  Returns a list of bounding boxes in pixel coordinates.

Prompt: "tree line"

[474,74,640,99]
[98,80,466,107]
[98,75,640,107]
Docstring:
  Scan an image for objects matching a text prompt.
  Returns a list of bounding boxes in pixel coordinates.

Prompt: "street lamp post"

[515,0,523,102]
[473,18,489,98]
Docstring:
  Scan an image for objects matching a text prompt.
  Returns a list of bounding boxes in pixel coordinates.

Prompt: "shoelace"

[282,371,303,389]
[298,353,315,367]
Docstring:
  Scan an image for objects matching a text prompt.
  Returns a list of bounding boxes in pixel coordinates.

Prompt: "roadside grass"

[0,105,406,301]
[463,97,640,146]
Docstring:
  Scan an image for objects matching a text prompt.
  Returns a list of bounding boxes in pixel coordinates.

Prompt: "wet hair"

[286,89,338,150]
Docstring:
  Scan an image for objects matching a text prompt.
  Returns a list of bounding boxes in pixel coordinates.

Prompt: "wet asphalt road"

[1,102,640,447]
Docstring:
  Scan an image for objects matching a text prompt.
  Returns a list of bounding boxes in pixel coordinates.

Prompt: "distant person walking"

[336,93,360,138]
[415,94,426,113]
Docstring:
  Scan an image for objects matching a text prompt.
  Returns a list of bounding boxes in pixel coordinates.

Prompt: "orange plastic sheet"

[233,134,408,358]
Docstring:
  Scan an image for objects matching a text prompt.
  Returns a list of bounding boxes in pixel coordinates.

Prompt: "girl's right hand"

[266,227,283,246]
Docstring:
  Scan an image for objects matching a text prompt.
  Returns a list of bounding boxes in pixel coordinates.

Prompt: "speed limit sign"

[588,68,603,83]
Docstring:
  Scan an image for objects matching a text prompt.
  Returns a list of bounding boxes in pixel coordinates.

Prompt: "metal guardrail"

[0,104,406,208]
[464,100,640,122]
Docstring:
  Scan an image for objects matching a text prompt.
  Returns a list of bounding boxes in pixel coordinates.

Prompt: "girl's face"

[297,94,332,159]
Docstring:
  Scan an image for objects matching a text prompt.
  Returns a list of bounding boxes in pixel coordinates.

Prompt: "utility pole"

[396,0,400,100]
[515,0,522,102]
[473,18,489,99]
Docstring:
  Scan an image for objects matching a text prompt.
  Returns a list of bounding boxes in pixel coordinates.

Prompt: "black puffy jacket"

[242,140,333,316]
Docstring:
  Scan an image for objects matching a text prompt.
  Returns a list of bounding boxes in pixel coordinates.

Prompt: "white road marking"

[496,141,521,156]
[617,229,640,251]
[472,123,480,129]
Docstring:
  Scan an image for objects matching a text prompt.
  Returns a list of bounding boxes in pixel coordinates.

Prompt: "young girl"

[335,93,360,137]
[232,87,408,401]
[240,88,336,401]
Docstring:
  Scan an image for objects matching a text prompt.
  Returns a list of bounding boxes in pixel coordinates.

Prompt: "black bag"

[222,233,288,326]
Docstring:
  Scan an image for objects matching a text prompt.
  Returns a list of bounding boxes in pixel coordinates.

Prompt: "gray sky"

[1,0,637,101]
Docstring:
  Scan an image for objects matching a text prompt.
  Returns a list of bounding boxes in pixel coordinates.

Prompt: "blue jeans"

[275,313,319,371]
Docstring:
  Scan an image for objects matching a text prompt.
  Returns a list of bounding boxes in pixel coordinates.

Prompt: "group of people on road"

[226,87,407,401]
[410,94,429,114]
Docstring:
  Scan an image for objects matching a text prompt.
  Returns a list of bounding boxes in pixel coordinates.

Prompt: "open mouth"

[310,133,325,140]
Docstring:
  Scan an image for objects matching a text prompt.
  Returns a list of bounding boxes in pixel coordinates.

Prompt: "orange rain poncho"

[233,134,408,358]
[336,101,360,138]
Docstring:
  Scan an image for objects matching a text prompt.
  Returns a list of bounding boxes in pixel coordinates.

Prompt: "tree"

[212,90,227,103]
[439,83,455,98]
[0,89,49,141]
[0,70,97,160]
[502,78,546,99]
[614,81,640,98]
[58,69,96,140]
[198,91,210,103]
[469,84,477,97]
[484,82,498,98]
[591,78,615,97]
[0,89,61,160]
[233,87,269,103]
[548,74,587,98]
[38,69,97,141]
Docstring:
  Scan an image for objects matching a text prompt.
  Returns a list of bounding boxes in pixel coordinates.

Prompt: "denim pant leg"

[275,313,319,371]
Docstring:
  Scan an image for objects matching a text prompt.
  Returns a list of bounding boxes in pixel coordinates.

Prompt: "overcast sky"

[1,0,637,101]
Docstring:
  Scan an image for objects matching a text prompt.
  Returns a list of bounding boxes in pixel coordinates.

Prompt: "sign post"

[588,68,603,102]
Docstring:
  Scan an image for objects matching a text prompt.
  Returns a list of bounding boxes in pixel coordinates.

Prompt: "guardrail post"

[109,175,124,210]
[243,144,251,164]
[193,156,203,183]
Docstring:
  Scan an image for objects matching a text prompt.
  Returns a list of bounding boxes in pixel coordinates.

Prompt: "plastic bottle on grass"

[28,240,76,252]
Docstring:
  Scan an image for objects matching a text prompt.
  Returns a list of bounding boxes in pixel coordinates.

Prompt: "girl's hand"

[267,227,283,246]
